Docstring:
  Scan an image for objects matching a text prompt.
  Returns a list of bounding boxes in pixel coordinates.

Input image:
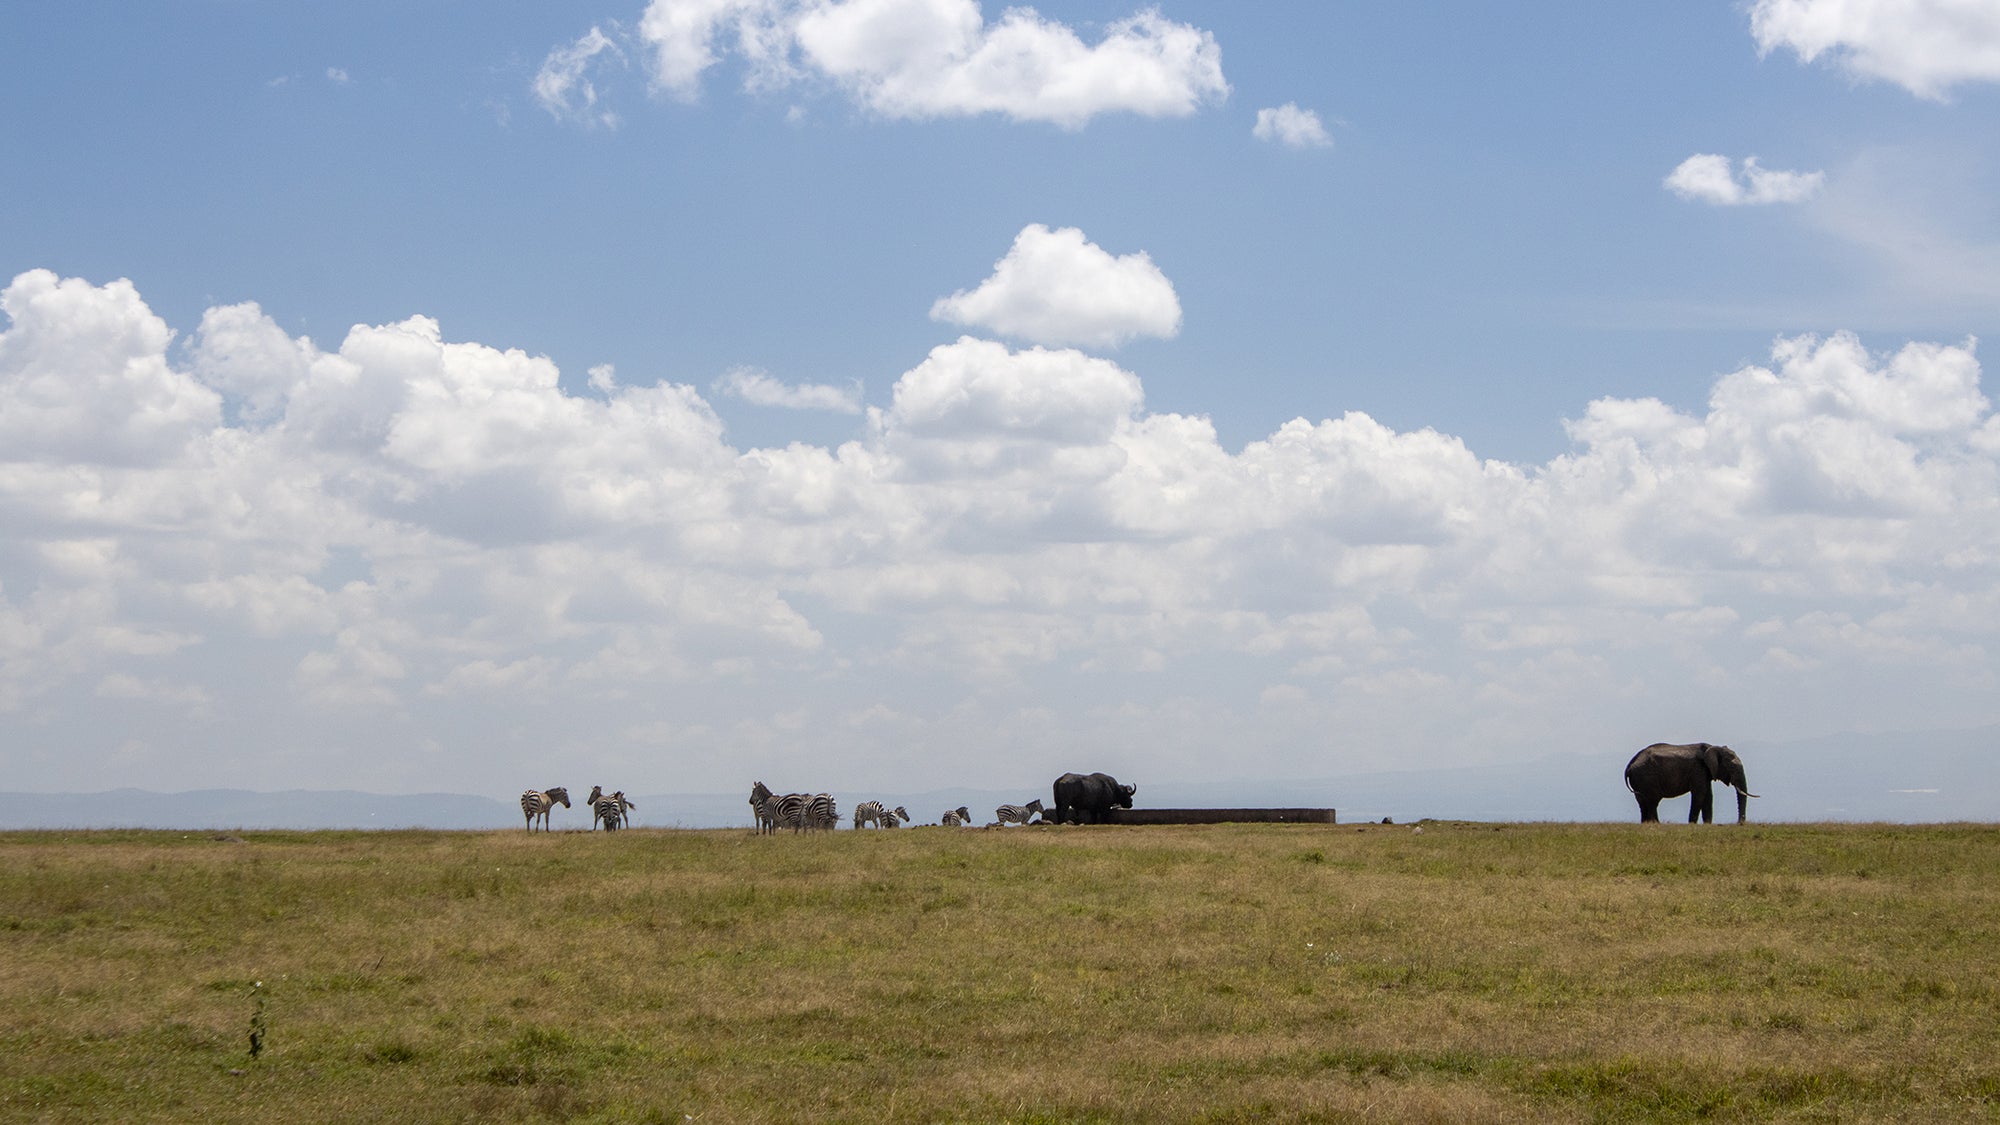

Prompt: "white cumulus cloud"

[0,269,220,466]
[1253,103,1331,148]
[1750,0,2000,99]
[626,0,1228,126]
[5,268,2000,797]
[1665,153,1825,205]
[930,224,1181,350]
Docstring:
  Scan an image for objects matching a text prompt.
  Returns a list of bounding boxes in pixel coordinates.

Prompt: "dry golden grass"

[3,821,1999,1122]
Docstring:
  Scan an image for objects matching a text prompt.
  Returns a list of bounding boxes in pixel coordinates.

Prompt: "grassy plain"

[3,821,1999,1123]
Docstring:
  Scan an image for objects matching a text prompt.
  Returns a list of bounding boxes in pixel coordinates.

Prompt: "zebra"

[750,782,780,834]
[995,799,1044,826]
[880,808,910,828]
[940,806,971,827]
[520,787,570,832]
[801,793,838,832]
[772,794,808,832]
[853,802,913,829]
[589,786,635,830]
[751,784,807,833]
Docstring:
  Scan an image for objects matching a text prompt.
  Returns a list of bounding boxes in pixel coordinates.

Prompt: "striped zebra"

[771,794,808,832]
[751,784,808,834]
[853,802,912,829]
[801,793,838,832]
[750,782,780,834]
[521,787,570,832]
[881,809,908,828]
[995,798,1044,826]
[588,786,635,830]
[940,806,971,827]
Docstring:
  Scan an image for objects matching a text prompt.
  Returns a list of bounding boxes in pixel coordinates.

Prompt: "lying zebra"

[994,799,1044,826]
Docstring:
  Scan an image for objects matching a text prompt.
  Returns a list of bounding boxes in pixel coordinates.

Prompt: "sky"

[3,1,2000,803]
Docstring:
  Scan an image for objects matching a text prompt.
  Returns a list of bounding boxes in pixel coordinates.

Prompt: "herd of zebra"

[747,783,841,833]
[520,783,1051,833]
[520,785,635,832]
[750,782,1046,833]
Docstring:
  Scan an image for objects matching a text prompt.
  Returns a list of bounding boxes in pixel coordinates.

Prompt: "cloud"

[1665,154,1825,205]
[0,269,219,466]
[636,0,769,101]
[96,672,212,714]
[713,367,863,413]
[1750,0,2000,99]
[535,25,626,127]
[886,337,1144,441]
[5,269,2000,795]
[930,224,1181,349]
[1252,103,1331,149]
[1801,144,2000,318]
[188,301,315,425]
[627,0,1228,126]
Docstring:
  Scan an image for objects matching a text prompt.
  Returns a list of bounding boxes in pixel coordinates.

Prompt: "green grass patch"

[4,822,2000,1121]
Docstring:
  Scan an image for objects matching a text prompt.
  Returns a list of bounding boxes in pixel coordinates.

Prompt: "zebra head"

[546,787,571,808]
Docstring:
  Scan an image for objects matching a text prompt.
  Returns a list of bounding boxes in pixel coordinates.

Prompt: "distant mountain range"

[4,725,1995,830]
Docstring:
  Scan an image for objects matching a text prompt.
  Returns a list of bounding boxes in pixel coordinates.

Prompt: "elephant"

[1624,742,1758,824]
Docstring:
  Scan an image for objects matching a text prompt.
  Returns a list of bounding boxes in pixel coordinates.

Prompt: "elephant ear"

[1700,743,1723,777]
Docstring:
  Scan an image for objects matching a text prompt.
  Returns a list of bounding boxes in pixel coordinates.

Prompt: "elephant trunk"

[1727,761,1758,824]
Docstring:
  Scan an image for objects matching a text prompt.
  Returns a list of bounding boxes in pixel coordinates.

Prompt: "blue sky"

[4,1,2000,805]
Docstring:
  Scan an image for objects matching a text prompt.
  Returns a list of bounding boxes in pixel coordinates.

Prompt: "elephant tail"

[1621,747,1649,794]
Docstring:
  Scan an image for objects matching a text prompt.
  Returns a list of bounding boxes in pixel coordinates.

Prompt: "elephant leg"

[1689,788,1712,824]
[1637,795,1660,822]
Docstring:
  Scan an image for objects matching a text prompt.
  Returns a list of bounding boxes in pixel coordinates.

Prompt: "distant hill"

[0,789,519,831]
[4,725,1995,830]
